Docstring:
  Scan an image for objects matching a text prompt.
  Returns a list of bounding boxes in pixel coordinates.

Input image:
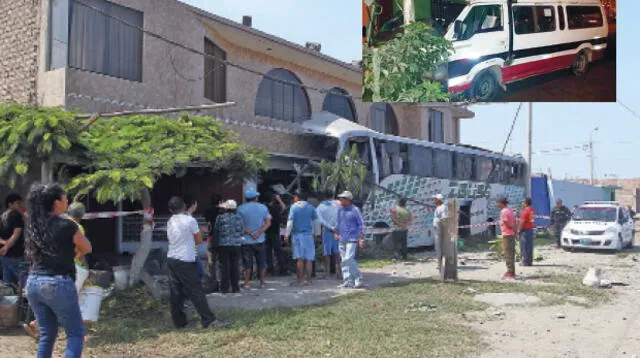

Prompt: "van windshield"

[573,207,617,222]
[456,5,503,41]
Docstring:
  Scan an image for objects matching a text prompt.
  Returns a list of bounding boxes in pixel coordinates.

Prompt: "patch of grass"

[534,235,555,246]
[86,280,493,358]
[83,272,612,358]
[616,253,630,259]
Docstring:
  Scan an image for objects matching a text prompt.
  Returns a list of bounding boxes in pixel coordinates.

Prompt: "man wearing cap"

[335,191,365,289]
[432,194,449,272]
[284,191,320,286]
[497,197,517,279]
[237,189,271,289]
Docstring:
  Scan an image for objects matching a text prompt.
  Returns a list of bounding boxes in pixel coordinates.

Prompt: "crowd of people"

[0,182,588,357]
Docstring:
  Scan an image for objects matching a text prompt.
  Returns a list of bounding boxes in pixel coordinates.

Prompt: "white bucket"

[75,265,89,293]
[113,266,129,291]
[79,286,104,322]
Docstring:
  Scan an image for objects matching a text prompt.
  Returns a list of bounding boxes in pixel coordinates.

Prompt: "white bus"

[302,112,527,247]
[445,0,609,101]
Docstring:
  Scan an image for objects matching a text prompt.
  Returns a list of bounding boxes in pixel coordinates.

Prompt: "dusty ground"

[2,243,640,357]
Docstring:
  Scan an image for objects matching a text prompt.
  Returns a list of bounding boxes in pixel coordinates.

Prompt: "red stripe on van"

[502,54,575,83]
[448,83,472,93]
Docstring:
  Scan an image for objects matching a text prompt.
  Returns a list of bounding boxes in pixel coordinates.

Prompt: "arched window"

[368,103,399,135]
[322,87,357,121]
[255,68,311,122]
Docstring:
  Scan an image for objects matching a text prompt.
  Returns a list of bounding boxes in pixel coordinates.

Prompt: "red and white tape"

[82,209,150,220]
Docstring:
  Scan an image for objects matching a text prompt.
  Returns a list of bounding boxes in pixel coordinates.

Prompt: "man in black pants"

[203,195,223,291]
[166,196,229,329]
[264,192,288,276]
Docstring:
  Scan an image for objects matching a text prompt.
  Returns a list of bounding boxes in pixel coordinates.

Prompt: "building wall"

[27,0,467,152]
[569,178,640,211]
[0,0,42,104]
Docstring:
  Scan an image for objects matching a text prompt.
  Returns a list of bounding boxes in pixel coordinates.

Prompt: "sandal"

[241,284,251,290]
[23,322,39,341]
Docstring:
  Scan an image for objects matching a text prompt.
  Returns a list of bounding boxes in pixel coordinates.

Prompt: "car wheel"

[471,71,500,102]
[571,50,589,76]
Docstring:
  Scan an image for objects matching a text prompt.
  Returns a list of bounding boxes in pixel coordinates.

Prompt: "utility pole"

[589,127,598,185]
[525,103,532,197]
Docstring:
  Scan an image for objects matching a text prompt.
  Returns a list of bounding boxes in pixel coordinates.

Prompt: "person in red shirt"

[518,197,535,266]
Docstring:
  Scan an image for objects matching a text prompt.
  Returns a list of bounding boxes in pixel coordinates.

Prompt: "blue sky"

[184,0,638,179]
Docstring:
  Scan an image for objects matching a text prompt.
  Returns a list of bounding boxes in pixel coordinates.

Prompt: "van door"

[448,4,508,84]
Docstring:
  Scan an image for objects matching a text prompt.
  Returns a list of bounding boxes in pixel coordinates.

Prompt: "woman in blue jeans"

[25,183,92,358]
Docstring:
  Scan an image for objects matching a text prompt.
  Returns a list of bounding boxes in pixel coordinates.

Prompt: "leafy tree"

[0,104,268,287]
[68,114,267,285]
[312,144,367,199]
[363,21,452,102]
[0,105,89,188]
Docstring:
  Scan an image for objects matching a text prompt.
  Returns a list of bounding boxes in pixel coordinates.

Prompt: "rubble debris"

[555,313,566,319]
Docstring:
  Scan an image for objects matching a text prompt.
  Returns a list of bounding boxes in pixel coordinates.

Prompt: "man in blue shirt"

[334,191,365,289]
[284,191,320,286]
[237,189,271,289]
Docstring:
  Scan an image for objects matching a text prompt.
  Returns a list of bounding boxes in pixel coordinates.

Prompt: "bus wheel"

[571,50,589,76]
[471,71,499,102]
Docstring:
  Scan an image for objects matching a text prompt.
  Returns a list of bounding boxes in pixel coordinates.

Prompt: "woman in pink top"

[497,197,516,279]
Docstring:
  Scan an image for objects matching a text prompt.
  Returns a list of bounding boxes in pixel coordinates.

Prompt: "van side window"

[513,6,556,34]
[566,6,604,29]
[458,5,503,41]
[474,156,492,182]
[558,6,565,30]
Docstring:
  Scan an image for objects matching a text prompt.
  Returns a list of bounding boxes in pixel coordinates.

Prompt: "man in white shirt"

[166,196,228,330]
[316,191,342,279]
[432,194,449,272]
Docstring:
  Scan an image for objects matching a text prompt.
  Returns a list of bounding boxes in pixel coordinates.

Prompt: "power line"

[74,0,363,101]
[501,102,522,154]
[618,100,640,121]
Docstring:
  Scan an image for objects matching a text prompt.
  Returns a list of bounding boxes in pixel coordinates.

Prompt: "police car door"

[449,3,508,79]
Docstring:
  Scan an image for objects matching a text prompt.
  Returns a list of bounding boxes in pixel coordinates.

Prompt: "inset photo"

[362,0,616,102]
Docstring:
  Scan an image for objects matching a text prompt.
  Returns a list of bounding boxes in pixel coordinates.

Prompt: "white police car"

[561,201,634,252]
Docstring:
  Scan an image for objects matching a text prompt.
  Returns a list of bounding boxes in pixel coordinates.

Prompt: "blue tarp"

[531,175,551,227]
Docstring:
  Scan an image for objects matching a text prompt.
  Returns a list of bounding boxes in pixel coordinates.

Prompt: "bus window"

[475,155,492,182]
[375,140,392,180]
[399,143,410,175]
[434,149,453,178]
[348,138,376,183]
[455,153,473,181]
[385,141,404,175]
[408,144,433,177]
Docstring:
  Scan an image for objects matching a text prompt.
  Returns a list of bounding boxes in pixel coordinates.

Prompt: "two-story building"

[0,0,474,253]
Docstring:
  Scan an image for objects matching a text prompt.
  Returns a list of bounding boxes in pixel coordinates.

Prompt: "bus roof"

[302,111,526,163]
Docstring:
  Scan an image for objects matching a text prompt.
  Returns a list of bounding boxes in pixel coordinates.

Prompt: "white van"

[561,201,635,252]
[444,0,608,101]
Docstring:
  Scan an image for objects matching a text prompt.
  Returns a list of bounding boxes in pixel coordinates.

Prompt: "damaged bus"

[302,112,527,248]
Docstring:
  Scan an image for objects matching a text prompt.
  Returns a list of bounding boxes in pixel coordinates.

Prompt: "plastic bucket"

[79,286,104,322]
[113,266,129,291]
[75,264,89,293]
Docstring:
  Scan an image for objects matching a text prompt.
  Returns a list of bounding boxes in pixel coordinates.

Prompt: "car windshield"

[573,207,617,222]
[456,5,503,40]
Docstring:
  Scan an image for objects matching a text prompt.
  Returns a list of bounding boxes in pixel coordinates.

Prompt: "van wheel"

[571,50,589,76]
[471,71,500,102]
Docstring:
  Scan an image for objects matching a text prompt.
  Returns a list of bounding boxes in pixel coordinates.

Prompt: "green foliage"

[312,144,367,199]
[68,114,268,203]
[0,104,87,188]
[0,104,268,204]
[363,21,452,102]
